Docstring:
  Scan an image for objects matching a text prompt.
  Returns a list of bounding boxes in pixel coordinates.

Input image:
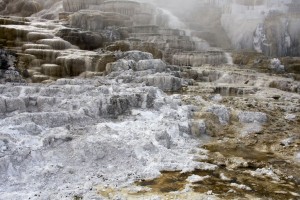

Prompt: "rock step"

[31,74,50,83]
[172,51,227,66]
[129,33,192,42]
[0,83,158,119]
[24,49,61,63]
[41,64,63,77]
[27,32,54,42]
[36,38,75,50]
[22,44,53,51]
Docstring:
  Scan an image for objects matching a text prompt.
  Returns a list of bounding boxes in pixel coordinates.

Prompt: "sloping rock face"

[151,0,300,57]
[1,1,300,199]
[55,29,104,50]
[0,0,62,17]
[2,0,300,57]
[258,12,300,57]
[0,0,237,85]
[0,0,42,17]
[0,77,204,200]
[172,51,227,67]
[63,0,105,12]
[70,10,131,32]
[220,1,300,57]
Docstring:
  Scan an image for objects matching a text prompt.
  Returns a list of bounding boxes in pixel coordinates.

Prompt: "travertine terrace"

[0,0,299,199]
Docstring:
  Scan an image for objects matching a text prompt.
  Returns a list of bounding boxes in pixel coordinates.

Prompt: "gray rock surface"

[207,105,231,125]
[138,74,183,92]
[0,77,207,199]
[106,59,134,73]
[134,59,167,72]
[115,50,153,62]
[55,28,104,50]
[238,111,268,124]
[189,120,207,136]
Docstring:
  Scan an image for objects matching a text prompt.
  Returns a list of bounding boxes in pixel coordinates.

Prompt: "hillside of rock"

[0,0,299,199]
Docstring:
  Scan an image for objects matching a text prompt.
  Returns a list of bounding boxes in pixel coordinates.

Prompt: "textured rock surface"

[0,77,207,199]
[138,74,183,92]
[0,1,300,199]
[0,0,42,17]
[238,111,268,124]
[70,10,130,32]
[55,28,104,50]
[207,105,231,125]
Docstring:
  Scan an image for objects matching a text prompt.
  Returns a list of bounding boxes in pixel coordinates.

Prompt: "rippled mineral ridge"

[0,0,300,200]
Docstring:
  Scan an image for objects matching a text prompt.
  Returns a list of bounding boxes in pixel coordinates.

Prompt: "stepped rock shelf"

[0,0,300,199]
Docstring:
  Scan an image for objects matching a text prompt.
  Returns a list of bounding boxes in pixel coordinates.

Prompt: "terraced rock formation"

[0,0,299,199]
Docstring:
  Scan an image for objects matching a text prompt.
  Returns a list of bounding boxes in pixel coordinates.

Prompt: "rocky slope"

[146,0,300,57]
[0,0,299,200]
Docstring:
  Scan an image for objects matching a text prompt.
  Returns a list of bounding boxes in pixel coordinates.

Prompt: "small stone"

[220,173,231,181]
[230,183,252,191]
[211,94,223,102]
[186,175,210,183]
[227,189,236,193]
[290,192,300,197]
[295,152,300,162]
[206,190,213,195]
[226,157,249,169]
[285,114,296,121]
[280,138,295,147]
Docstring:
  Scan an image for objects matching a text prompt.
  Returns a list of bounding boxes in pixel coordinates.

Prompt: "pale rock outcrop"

[70,10,130,32]
[0,77,206,199]
[186,174,210,183]
[105,56,183,92]
[280,137,295,147]
[249,168,280,181]
[115,50,153,62]
[0,0,42,17]
[137,74,183,92]
[270,58,285,73]
[106,59,134,73]
[134,59,166,72]
[63,0,105,12]
[238,111,268,124]
[238,111,268,135]
[296,152,300,162]
[37,38,75,50]
[27,32,54,42]
[240,123,263,135]
[285,114,297,121]
[173,51,227,67]
[63,0,86,12]
[189,120,207,136]
[32,0,63,20]
[207,105,231,125]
